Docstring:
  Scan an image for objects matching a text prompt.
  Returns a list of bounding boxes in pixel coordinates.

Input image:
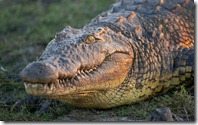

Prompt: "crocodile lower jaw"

[24,82,97,98]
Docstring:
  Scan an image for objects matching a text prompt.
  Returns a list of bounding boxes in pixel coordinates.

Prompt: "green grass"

[0,0,194,121]
[113,85,194,120]
[0,0,115,73]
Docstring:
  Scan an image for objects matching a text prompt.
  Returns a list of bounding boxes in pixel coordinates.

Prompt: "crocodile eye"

[84,35,95,44]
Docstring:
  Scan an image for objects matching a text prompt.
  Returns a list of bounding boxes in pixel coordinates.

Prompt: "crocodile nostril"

[20,62,58,84]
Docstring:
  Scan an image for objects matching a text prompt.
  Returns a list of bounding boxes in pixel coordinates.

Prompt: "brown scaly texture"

[20,0,194,109]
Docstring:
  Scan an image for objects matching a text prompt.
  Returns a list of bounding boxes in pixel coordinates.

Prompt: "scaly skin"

[20,0,194,109]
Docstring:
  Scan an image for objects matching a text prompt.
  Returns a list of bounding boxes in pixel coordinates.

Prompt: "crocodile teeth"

[59,79,62,84]
[50,84,54,91]
[44,84,47,90]
[57,82,61,88]
[32,84,37,88]
[81,71,86,75]
[75,66,99,76]
[80,74,85,78]
[63,81,68,88]
[81,70,85,74]
[24,82,27,88]
[60,82,64,87]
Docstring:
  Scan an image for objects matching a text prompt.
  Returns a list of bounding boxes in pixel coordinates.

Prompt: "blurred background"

[0,0,115,75]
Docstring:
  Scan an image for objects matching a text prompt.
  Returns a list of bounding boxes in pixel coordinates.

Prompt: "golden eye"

[85,35,95,44]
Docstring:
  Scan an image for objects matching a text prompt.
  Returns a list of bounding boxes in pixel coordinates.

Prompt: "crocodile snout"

[20,62,58,84]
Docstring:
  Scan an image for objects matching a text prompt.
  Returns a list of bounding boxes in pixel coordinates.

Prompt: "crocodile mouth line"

[24,51,131,96]
[24,65,100,94]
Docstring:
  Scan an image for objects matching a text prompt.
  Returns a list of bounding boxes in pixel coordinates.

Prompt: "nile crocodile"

[20,0,195,109]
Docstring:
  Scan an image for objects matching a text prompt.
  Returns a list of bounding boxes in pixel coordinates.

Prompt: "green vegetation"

[0,0,194,121]
[114,85,194,120]
[0,0,115,73]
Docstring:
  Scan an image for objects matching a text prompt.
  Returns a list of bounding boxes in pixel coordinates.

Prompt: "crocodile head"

[20,24,134,108]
